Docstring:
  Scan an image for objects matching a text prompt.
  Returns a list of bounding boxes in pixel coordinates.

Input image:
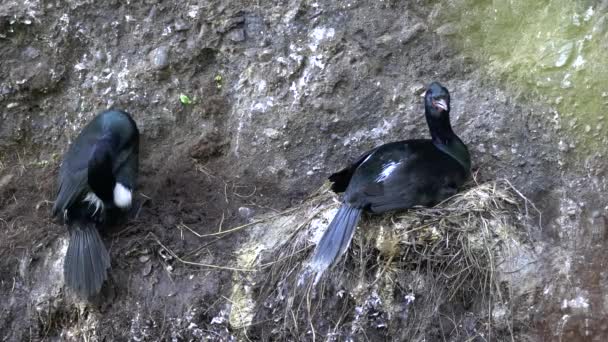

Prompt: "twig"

[178,206,304,238]
[217,211,225,233]
[148,233,255,272]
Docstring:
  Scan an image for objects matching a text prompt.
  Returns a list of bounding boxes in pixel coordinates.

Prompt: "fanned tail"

[308,204,362,277]
[64,223,111,297]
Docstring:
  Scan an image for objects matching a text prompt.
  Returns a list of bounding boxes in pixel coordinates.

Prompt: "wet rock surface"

[0,0,606,340]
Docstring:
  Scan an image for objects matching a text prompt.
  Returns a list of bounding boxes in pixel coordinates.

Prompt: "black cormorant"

[309,82,471,276]
[52,110,139,297]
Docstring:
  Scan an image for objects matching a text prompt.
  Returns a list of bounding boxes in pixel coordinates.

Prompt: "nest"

[248,180,537,341]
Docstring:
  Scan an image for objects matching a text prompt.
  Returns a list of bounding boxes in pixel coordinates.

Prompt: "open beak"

[432,99,448,111]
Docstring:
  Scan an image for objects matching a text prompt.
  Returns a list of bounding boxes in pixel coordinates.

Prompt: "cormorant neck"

[88,137,116,202]
[425,109,471,172]
[426,112,456,145]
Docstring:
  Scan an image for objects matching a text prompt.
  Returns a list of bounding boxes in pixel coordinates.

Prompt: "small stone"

[150,46,170,70]
[411,83,426,96]
[238,207,254,219]
[400,23,426,45]
[555,42,574,68]
[142,263,153,276]
[436,23,458,36]
[22,46,40,60]
[263,128,280,140]
[139,255,150,263]
[0,174,14,189]
[259,49,273,63]
[228,28,246,42]
[375,34,394,45]
[585,125,591,133]
[259,37,271,47]
[174,19,190,31]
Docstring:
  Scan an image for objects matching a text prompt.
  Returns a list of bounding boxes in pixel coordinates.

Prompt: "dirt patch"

[0,139,291,340]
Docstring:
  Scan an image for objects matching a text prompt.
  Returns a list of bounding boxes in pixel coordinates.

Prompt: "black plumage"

[52,109,139,297]
[310,82,471,275]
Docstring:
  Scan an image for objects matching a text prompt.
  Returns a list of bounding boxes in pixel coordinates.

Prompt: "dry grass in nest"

[254,179,537,341]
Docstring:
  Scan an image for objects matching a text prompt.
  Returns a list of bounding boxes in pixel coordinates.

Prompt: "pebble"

[436,23,458,36]
[174,19,190,31]
[0,174,14,189]
[259,49,273,62]
[139,255,151,263]
[150,46,170,70]
[142,263,153,276]
[411,83,426,96]
[375,34,394,45]
[554,42,574,68]
[228,28,246,42]
[22,46,40,60]
[238,207,254,219]
[400,23,426,45]
[263,128,280,140]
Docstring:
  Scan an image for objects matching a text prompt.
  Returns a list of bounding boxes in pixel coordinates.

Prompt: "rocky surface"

[1,0,607,341]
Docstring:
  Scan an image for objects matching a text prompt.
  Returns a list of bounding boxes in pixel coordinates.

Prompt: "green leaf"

[179,94,192,105]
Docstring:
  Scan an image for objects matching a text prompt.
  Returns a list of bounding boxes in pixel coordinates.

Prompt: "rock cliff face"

[1,0,607,340]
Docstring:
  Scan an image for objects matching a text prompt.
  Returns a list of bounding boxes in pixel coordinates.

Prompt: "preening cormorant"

[309,82,471,276]
[52,110,139,297]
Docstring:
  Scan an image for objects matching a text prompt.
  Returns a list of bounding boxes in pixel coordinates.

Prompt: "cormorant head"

[424,82,451,118]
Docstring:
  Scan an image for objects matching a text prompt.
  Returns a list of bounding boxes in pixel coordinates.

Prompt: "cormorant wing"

[52,167,88,218]
[343,142,437,213]
[328,145,381,193]
[52,138,94,218]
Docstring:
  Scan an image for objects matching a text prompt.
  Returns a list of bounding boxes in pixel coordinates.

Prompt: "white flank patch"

[113,183,132,208]
[375,161,400,183]
[84,192,104,216]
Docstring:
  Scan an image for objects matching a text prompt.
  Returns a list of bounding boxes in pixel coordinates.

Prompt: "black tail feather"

[309,204,362,276]
[64,224,111,297]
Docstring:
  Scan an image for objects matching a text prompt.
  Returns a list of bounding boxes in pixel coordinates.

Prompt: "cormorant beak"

[432,99,448,112]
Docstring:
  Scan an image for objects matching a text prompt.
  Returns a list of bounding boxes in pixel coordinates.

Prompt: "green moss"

[444,0,608,152]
